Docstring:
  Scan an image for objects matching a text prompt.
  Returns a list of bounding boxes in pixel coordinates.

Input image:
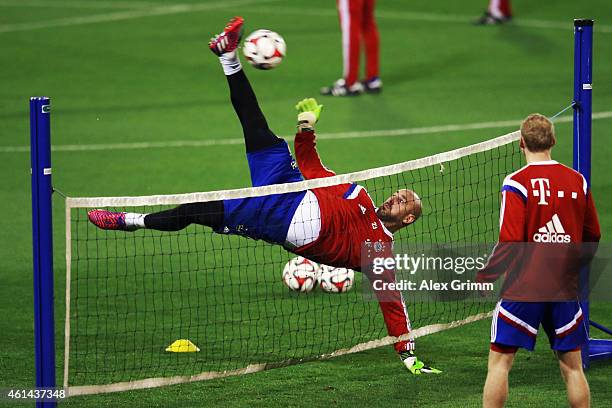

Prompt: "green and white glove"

[295,98,323,130]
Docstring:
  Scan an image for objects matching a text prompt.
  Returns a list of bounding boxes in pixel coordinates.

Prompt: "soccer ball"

[282,257,319,293]
[242,29,286,70]
[318,265,355,294]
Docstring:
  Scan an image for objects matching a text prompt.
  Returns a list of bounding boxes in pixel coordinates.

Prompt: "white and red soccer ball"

[317,265,355,294]
[282,257,354,294]
[282,257,319,293]
[243,29,286,70]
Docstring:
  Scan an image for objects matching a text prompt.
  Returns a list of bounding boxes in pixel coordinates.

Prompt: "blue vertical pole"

[573,19,593,182]
[30,97,57,407]
[572,19,594,369]
[574,19,612,368]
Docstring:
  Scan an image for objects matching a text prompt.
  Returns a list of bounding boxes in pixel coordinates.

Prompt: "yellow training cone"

[165,339,200,353]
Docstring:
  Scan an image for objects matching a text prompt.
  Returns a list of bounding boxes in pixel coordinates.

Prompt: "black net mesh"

[67,140,521,387]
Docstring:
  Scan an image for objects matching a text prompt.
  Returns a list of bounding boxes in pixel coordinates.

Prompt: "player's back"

[503,160,591,243]
[499,160,600,301]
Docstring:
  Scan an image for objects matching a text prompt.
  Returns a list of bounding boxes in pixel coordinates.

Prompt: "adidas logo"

[532,214,571,243]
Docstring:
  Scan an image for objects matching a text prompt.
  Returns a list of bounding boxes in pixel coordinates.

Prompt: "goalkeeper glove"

[400,351,442,375]
[295,98,323,130]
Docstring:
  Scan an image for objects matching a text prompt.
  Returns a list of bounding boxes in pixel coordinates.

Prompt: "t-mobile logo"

[531,178,550,205]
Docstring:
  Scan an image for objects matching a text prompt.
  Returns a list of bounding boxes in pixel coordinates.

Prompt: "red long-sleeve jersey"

[293,130,413,352]
[478,160,601,300]
[292,131,394,269]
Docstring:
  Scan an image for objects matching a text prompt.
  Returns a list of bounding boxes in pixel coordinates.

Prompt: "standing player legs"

[361,0,379,82]
[556,350,590,408]
[338,0,364,87]
[483,350,515,408]
[475,0,512,24]
[544,302,590,407]
[488,0,512,19]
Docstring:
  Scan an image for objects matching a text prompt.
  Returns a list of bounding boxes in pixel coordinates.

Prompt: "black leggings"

[227,69,284,152]
[144,201,224,231]
[144,69,279,231]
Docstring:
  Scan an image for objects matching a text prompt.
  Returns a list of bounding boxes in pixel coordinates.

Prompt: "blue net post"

[573,19,593,183]
[30,97,57,407]
[572,19,612,368]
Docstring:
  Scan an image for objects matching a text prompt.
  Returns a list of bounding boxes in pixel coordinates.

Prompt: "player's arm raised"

[294,98,336,179]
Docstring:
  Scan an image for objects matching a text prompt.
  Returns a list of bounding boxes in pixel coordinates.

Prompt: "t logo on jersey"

[531,178,551,205]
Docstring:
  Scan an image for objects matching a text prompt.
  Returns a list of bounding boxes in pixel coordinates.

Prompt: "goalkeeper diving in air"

[89,16,440,375]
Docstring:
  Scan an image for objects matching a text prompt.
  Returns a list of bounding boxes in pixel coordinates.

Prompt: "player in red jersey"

[478,114,600,407]
[320,0,382,96]
[88,17,440,375]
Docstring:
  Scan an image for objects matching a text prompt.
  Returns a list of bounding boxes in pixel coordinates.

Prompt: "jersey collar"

[380,220,394,239]
[527,160,558,166]
[373,207,395,239]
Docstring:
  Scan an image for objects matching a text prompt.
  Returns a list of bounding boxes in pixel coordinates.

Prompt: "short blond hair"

[520,113,556,152]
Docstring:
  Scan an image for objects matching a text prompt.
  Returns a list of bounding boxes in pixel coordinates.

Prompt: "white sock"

[124,212,147,229]
[402,356,417,368]
[488,1,504,18]
[219,51,242,76]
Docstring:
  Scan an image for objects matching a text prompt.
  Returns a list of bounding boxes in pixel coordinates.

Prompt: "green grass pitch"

[1,0,611,406]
